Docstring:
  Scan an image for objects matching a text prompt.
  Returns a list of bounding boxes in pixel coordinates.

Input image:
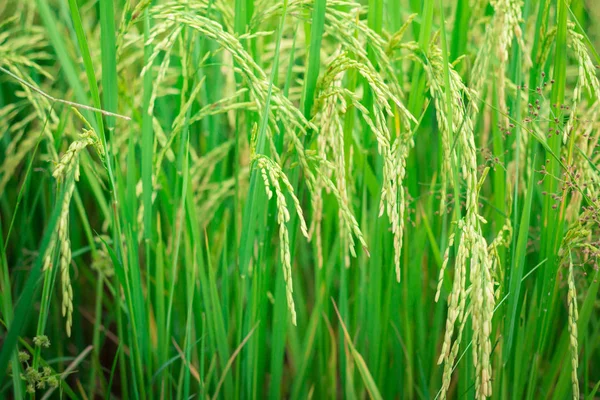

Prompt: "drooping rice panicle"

[43,124,102,336]
[567,253,579,400]
[422,41,496,399]
[254,154,309,325]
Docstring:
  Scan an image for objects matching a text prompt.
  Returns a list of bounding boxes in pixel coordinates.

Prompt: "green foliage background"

[0,0,599,398]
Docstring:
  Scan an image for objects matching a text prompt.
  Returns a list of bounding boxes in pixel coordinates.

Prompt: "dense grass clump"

[1,0,600,398]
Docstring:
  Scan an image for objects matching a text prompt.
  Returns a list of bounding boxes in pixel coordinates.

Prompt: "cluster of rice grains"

[311,50,413,276]
[423,45,496,399]
[0,17,57,193]
[43,113,103,337]
[411,0,521,398]
[254,154,309,325]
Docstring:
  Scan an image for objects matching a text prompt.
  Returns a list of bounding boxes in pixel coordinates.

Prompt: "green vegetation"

[1,0,599,398]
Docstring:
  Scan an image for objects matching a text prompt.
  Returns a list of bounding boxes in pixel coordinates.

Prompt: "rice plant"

[0,0,599,398]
